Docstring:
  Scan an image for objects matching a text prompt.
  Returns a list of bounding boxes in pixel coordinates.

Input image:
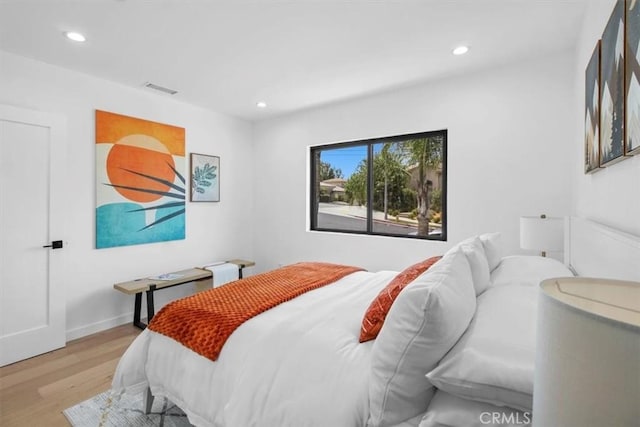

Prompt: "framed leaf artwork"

[190,153,220,202]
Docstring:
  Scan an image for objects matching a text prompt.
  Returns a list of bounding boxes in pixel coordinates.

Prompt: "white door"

[0,105,67,366]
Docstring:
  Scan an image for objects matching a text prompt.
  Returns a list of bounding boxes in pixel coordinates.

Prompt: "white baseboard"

[65,313,133,342]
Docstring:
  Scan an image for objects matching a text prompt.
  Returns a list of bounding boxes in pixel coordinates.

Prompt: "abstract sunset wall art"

[95,110,186,249]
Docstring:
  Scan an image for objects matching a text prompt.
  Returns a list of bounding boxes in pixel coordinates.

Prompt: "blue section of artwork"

[96,202,185,249]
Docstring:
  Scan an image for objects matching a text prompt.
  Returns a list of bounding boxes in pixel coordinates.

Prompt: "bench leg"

[143,387,154,414]
[146,285,156,323]
[133,293,146,329]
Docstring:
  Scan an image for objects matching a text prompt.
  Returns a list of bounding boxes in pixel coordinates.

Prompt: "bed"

[112,217,640,427]
[114,268,394,426]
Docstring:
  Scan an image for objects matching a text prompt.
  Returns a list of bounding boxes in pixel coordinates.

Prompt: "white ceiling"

[0,0,587,121]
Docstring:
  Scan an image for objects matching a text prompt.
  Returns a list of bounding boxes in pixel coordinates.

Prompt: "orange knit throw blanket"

[148,262,363,361]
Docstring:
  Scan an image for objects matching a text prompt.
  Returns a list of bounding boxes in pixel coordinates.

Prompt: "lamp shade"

[520,216,564,252]
[533,277,640,426]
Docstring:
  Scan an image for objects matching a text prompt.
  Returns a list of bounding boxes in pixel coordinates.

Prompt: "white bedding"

[113,270,397,427]
[113,250,571,426]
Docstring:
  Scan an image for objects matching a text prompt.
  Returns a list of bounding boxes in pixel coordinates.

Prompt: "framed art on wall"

[190,153,220,202]
[626,0,640,155]
[95,110,186,249]
[585,41,601,173]
[600,0,626,166]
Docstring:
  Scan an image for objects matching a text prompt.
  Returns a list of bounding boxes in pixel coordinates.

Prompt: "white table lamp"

[520,215,564,257]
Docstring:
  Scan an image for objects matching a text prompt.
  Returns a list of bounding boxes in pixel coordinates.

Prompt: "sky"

[320,145,367,178]
[320,144,385,179]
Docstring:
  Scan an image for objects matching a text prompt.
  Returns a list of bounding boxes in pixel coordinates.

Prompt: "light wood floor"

[0,324,141,427]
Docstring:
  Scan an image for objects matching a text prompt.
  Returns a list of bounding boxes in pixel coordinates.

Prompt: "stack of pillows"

[360,233,574,427]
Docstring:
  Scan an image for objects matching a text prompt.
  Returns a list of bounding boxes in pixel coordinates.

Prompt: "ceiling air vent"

[143,82,178,95]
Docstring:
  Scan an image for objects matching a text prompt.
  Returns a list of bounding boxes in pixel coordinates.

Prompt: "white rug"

[63,390,193,426]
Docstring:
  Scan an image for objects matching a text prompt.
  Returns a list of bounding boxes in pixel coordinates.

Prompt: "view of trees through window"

[311,130,446,240]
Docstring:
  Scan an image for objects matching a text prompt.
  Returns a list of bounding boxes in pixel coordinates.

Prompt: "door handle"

[43,240,63,249]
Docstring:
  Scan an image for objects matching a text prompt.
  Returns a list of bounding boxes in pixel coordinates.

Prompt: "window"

[310,130,447,240]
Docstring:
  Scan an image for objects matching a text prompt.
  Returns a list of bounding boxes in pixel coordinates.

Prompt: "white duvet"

[112,270,397,427]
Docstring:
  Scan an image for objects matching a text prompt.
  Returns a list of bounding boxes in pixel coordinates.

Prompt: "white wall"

[2,34,601,340]
[252,51,575,273]
[0,51,254,340]
[572,0,640,236]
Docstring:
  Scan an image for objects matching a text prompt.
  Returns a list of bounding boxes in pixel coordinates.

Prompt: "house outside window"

[310,130,447,241]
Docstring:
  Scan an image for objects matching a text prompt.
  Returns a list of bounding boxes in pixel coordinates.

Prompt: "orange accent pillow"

[359,256,442,343]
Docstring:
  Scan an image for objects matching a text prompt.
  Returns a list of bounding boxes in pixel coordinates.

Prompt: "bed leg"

[143,387,154,414]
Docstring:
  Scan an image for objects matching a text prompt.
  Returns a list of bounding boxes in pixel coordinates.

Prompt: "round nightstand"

[533,277,640,427]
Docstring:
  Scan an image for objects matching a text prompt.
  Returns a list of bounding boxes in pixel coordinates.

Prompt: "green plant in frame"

[190,153,220,202]
[192,162,217,194]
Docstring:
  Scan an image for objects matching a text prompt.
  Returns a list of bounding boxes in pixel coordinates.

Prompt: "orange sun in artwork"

[106,134,176,203]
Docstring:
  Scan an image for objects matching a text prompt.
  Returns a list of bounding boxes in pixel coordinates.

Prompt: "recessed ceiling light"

[256,102,267,108]
[64,31,86,42]
[453,45,469,56]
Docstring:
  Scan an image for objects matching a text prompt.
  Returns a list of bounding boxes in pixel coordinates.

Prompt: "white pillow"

[419,391,532,427]
[368,248,476,427]
[479,232,502,271]
[456,237,491,296]
[490,255,574,288]
[426,285,538,411]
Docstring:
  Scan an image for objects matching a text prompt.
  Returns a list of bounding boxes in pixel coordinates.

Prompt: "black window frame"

[310,129,447,241]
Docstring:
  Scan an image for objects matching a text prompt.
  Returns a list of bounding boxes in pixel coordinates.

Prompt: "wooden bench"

[114,260,255,329]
